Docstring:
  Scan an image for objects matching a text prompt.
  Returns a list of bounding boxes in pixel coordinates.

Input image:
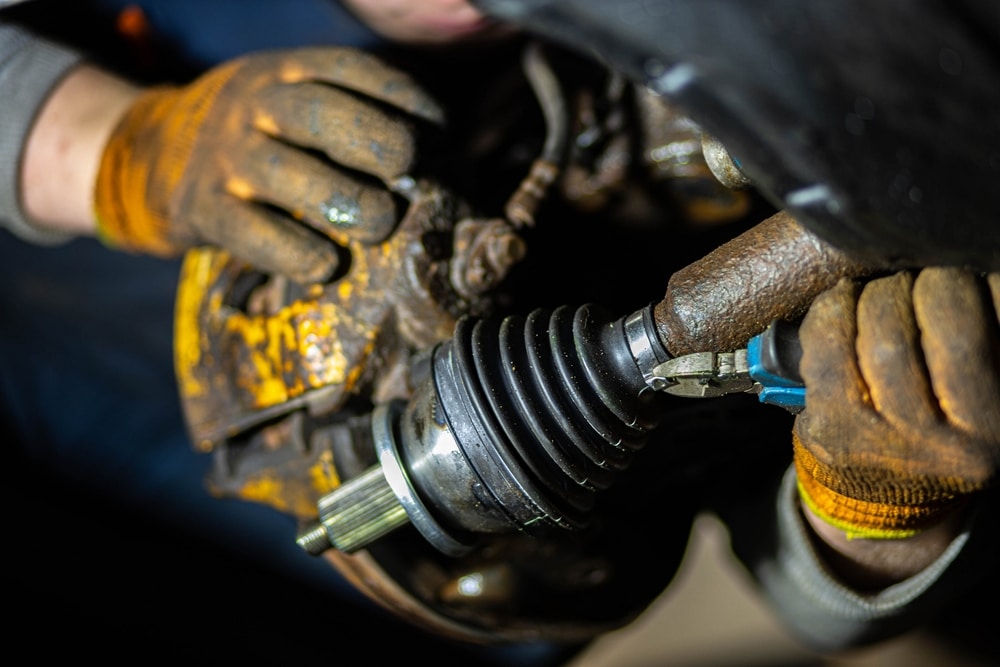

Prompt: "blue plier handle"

[746,319,805,411]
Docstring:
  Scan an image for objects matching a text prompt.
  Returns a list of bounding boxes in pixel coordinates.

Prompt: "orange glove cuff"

[792,433,963,539]
[94,62,239,255]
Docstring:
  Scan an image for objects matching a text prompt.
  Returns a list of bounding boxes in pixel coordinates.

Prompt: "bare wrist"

[21,64,140,234]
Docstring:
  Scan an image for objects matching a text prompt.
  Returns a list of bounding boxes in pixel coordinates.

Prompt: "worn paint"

[220,299,373,410]
[309,449,341,495]
[175,248,226,399]
[238,473,323,518]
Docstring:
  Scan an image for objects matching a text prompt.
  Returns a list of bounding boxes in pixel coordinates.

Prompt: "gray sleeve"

[0,22,84,245]
[741,465,997,652]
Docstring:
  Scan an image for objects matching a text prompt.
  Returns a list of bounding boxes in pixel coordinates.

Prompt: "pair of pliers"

[650,319,806,413]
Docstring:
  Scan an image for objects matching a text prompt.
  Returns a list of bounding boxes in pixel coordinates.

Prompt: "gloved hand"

[94,47,443,284]
[793,268,1000,539]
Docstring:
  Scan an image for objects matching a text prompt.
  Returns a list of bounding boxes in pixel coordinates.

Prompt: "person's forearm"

[801,500,969,590]
[21,63,140,234]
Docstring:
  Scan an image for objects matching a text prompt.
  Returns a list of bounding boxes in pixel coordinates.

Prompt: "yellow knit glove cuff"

[94,62,239,255]
[793,434,963,540]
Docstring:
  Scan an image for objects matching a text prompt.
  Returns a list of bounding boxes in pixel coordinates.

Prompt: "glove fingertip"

[294,248,340,285]
[797,277,869,404]
[295,47,446,125]
[800,278,857,347]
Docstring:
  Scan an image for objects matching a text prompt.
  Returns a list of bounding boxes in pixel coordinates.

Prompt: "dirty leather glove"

[793,268,1000,539]
[94,47,443,284]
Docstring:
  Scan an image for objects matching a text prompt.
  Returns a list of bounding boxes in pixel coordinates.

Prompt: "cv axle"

[296,303,667,556]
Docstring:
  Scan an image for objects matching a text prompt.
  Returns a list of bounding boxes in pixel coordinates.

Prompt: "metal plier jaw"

[647,320,807,413]
[624,307,805,413]
[651,350,755,399]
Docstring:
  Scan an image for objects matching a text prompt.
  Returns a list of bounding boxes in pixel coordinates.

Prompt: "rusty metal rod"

[653,210,883,357]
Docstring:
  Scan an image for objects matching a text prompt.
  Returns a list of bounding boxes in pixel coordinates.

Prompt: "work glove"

[94,47,444,284]
[792,268,1000,539]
